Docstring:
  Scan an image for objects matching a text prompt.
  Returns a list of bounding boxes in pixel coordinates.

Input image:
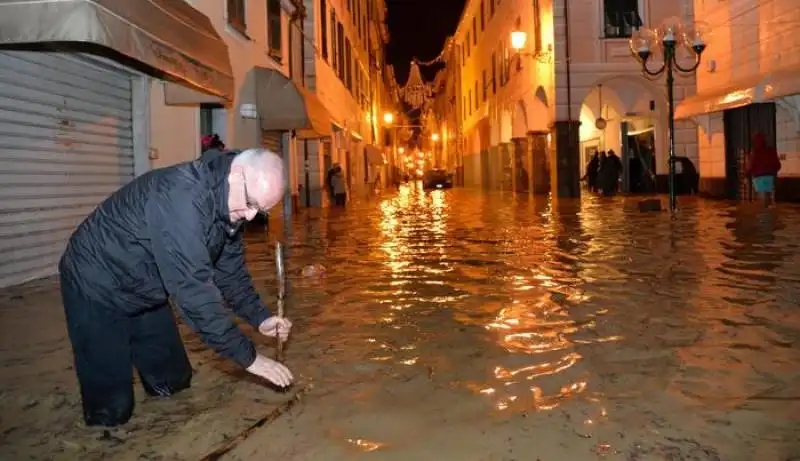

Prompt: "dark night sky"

[385,0,466,86]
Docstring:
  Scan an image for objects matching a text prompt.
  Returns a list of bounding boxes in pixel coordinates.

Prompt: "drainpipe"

[563,0,572,124]
[288,1,310,208]
[563,0,576,196]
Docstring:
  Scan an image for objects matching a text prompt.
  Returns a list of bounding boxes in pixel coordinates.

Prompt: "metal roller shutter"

[262,130,283,154]
[0,51,135,288]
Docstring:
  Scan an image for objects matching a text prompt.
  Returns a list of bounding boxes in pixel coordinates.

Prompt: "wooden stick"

[274,241,285,362]
[197,385,308,461]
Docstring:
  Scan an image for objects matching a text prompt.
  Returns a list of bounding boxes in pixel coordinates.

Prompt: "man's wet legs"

[131,304,192,397]
[61,277,135,427]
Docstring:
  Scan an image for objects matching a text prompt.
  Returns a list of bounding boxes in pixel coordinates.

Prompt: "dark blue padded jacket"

[59,152,270,368]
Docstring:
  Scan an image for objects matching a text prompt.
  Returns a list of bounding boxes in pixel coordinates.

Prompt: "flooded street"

[235,186,800,460]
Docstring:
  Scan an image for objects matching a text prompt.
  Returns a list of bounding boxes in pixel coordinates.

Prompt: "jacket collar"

[202,152,242,237]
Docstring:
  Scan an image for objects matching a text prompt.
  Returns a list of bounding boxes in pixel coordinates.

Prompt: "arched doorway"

[578,75,671,194]
[510,100,529,193]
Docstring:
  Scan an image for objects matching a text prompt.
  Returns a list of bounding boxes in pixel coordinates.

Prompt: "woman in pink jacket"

[747,132,782,208]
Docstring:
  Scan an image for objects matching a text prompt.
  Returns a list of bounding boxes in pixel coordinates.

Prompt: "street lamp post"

[629,18,708,212]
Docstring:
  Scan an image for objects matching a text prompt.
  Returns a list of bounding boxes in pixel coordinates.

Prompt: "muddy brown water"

[2,186,800,460]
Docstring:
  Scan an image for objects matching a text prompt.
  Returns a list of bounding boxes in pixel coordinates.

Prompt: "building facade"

[299,0,398,206]
[0,0,397,288]
[437,0,699,197]
[424,59,463,179]
[0,0,245,288]
[675,0,800,201]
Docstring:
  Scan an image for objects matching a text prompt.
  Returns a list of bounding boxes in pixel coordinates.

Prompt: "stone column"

[529,131,550,194]
[549,121,581,198]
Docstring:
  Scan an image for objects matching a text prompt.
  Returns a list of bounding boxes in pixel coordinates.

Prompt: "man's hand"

[258,316,292,341]
[246,354,294,387]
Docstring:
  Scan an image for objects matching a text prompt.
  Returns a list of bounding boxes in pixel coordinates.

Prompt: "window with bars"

[491,52,497,94]
[267,0,282,59]
[533,0,542,54]
[227,0,246,36]
[482,70,487,102]
[345,37,353,91]
[355,0,361,39]
[499,41,506,86]
[355,65,360,102]
[604,0,642,38]
[503,43,510,84]
[515,17,522,72]
[472,18,477,44]
[321,0,329,61]
[331,9,338,70]
[337,22,345,81]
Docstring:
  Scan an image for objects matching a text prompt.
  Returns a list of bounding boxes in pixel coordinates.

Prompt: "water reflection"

[243,190,800,458]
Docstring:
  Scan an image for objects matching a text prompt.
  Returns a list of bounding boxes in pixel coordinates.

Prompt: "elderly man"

[59,148,293,427]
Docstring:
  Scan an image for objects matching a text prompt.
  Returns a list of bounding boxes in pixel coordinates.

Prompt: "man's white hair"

[232,148,285,184]
[231,148,286,211]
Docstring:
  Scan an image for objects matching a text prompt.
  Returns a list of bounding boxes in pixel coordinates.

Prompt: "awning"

[675,65,800,120]
[0,0,234,103]
[255,67,334,139]
[365,145,386,165]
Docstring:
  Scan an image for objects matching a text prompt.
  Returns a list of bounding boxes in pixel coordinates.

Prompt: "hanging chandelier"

[399,61,433,109]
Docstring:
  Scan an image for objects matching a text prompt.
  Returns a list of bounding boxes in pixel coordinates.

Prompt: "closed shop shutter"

[262,130,283,154]
[0,51,135,288]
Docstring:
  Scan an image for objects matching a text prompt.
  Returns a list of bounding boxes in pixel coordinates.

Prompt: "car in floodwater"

[422,169,453,190]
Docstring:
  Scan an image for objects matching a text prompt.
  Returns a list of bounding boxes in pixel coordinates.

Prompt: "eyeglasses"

[242,178,266,213]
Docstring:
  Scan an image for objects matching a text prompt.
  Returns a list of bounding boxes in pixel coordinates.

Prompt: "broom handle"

[275,241,285,361]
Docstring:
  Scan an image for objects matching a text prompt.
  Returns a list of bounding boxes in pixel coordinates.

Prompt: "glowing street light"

[510,31,527,51]
[510,30,552,63]
[383,112,394,125]
[431,133,440,142]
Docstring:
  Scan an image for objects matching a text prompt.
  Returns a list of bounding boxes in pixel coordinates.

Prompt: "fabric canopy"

[255,67,334,138]
[675,65,800,120]
[0,0,234,102]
